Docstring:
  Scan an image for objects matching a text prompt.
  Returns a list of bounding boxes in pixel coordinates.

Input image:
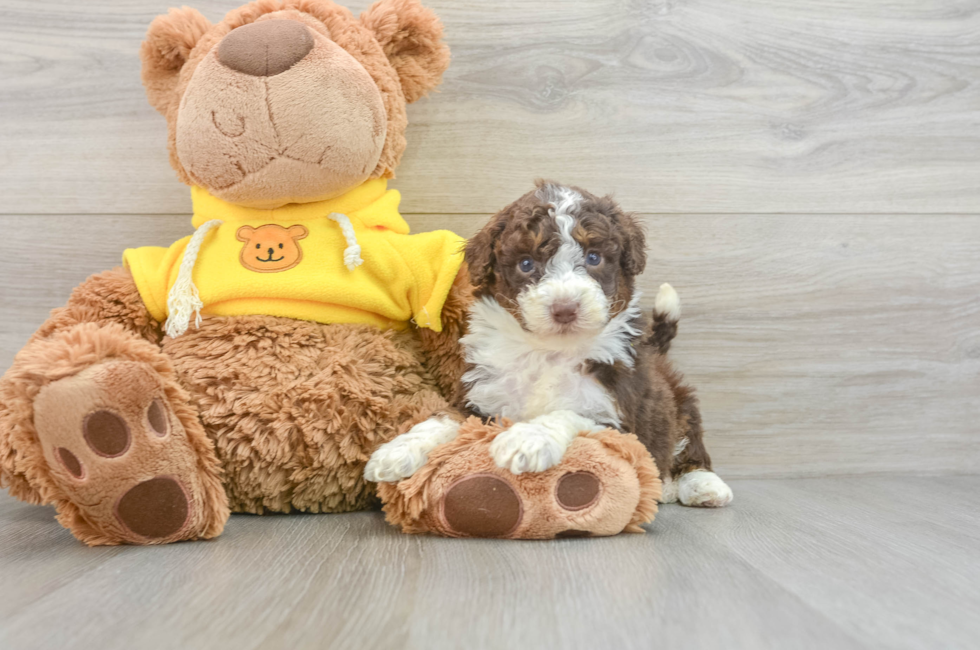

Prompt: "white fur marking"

[548,213,586,277]
[364,416,460,482]
[489,410,603,474]
[654,283,681,321]
[673,437,689,458]
[677,470,733,507]
[519,186,612,336]
[660,477,679,504]
[462,294,642,425]
[536,183,582,222]
[463,184,644,425]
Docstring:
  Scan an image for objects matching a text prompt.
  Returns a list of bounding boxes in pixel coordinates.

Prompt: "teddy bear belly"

[161,314,447,514]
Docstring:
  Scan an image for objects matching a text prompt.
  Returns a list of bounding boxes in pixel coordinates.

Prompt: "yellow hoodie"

[123,180,465,335]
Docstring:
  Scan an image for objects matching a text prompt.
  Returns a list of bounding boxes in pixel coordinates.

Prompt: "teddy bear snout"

[217,19,314,77]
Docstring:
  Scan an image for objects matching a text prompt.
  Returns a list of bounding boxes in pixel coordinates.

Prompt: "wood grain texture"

[2,212,977,478]
[1,478,978,650]
[2,0,980,214]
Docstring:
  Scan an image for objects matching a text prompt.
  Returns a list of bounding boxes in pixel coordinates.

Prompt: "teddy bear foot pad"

[377,418,662,539]
[33,361,221,544]
[441,470,606,538]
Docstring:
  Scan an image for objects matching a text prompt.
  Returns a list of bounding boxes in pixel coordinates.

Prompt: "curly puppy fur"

[463,181,721,490]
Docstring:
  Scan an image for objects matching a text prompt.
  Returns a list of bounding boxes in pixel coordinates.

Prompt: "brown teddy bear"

[0,0,660,545]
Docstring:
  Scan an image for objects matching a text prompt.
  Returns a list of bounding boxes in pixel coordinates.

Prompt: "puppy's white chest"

[461,297,633,428]
[466,353,620,426]
[524,362,618,423]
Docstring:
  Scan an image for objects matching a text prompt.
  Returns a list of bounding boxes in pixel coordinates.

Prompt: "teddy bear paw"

[33,361,225,544]
[377,419,662,539]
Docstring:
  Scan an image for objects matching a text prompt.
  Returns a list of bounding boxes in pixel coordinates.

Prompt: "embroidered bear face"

[236,224,308,272]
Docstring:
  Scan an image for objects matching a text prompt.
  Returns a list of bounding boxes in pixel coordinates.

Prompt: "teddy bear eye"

[256,243,260,249]
[279,243,283,249]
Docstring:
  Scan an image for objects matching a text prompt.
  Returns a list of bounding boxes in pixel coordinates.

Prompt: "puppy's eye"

[586,252,602,266]
[518,257,535,273]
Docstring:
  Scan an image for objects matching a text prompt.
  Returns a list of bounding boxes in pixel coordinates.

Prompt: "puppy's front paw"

[490,423,566,475]
[365,416,461,483]
[365,438,430,483]
[677,470,733,507]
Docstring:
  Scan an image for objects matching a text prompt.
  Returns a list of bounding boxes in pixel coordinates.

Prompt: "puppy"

[365,181,732,507]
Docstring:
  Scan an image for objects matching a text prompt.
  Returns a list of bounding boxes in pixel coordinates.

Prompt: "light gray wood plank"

[395,509,865,650]
[685,478,980,650]
[2,213,977,478]
[0,214,195,369]
[0,484,869,650]
[0,502,123,620]
[635,213,980,479]
[2,1,980,215]
[2,478,980,649]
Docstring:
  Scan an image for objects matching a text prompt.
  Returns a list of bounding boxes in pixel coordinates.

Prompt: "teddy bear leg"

[377,418,662,539]
[0,323,229,545]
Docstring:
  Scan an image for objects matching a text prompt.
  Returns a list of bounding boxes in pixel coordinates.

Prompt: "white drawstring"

[163,213,363,338]
[327,212,363,271]
[165,219,223,338]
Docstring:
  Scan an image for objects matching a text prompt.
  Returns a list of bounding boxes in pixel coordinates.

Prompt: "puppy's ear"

[465,212,509,293]
[614,209,647,277]
[141,7,212,116]
[360,0,451,103]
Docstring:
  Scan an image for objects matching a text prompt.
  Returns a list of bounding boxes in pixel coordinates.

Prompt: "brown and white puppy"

[366,182,731,507]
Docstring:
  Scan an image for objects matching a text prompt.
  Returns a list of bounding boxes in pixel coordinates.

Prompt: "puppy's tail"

[645,283,680,354]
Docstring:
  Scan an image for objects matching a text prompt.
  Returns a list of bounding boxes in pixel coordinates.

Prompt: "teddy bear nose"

[217,19,315,77]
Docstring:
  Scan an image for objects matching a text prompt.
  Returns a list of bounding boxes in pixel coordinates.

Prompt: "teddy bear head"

[141,0,450,209]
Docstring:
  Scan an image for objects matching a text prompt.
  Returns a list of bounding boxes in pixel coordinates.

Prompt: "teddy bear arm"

[33,267,162,346]
[0,268,229,544]
[416,263,473,410]
[0,267,156,505]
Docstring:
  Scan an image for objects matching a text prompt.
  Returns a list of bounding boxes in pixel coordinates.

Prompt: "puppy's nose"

[550,302,579,325]
[217,20,315,77]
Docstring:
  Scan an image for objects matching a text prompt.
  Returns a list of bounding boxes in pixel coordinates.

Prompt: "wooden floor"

[1,477,977,650]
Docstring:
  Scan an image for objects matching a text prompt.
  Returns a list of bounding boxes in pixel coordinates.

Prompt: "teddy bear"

[0,0,661,545]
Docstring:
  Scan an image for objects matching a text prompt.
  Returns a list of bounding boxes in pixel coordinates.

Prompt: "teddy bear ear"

[359,0,451,103]
[140,7,212,115]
